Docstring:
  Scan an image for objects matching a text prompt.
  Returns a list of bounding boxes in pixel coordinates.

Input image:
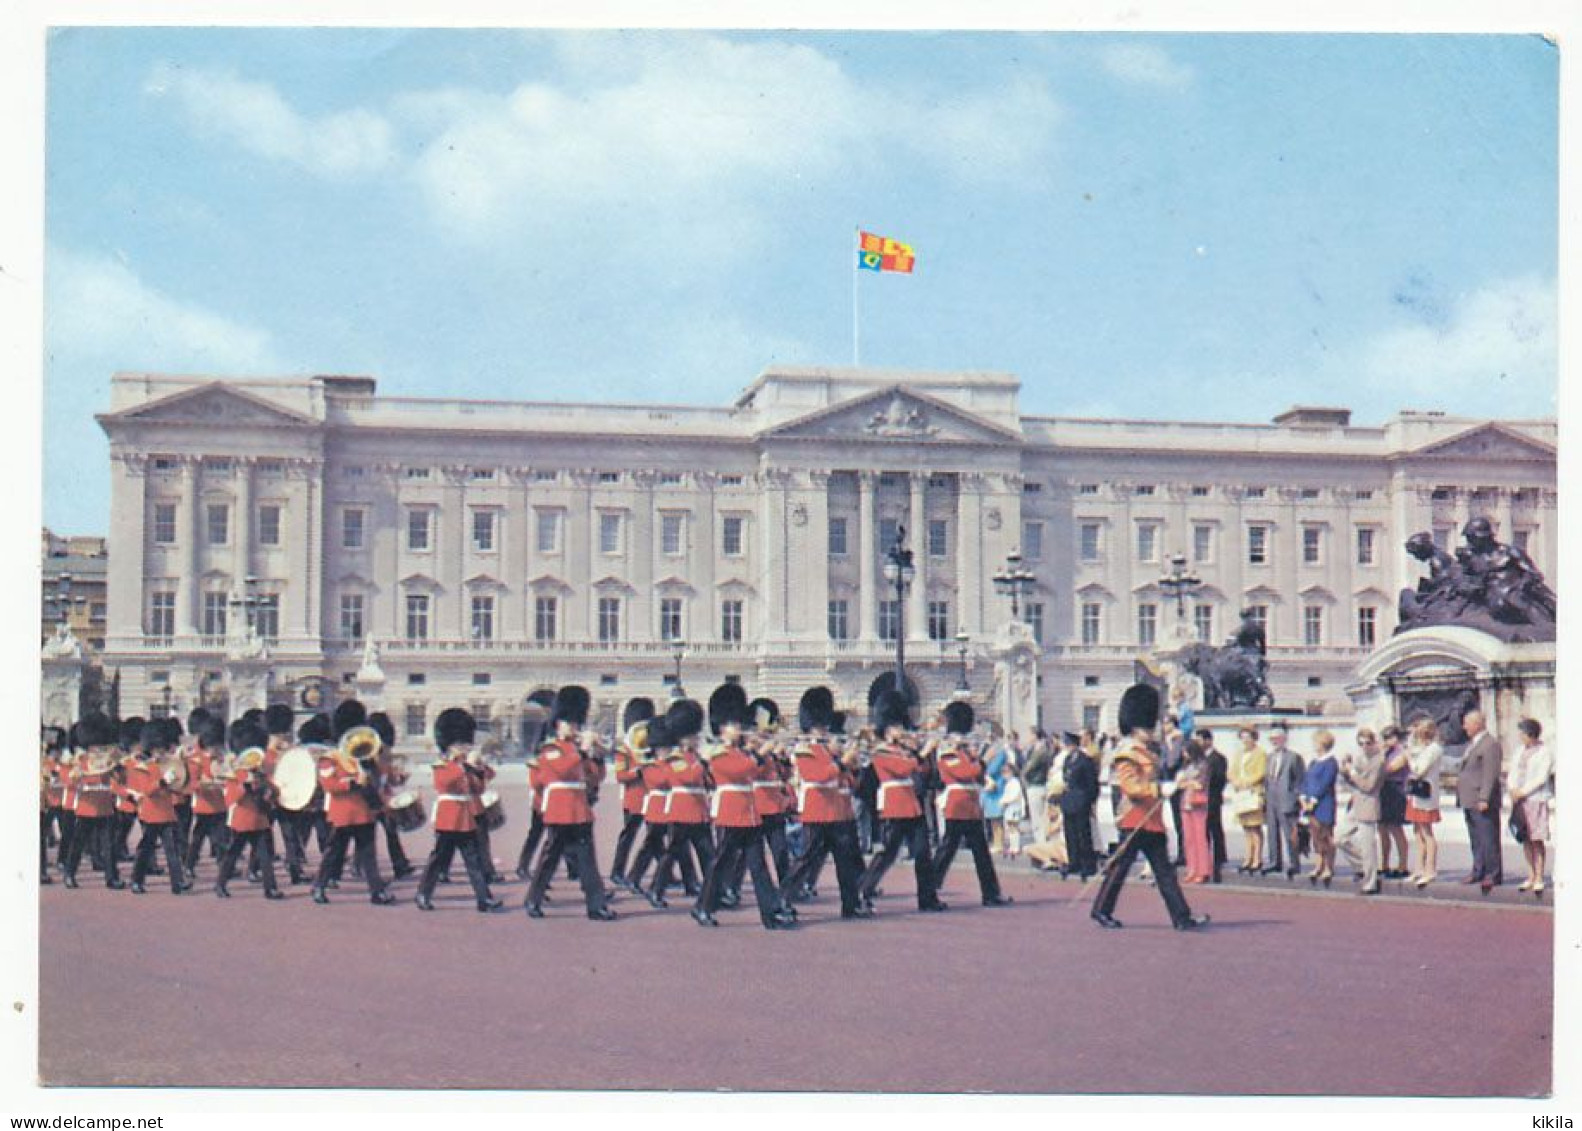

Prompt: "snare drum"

[479,789,506,832]
[387,790,428,833]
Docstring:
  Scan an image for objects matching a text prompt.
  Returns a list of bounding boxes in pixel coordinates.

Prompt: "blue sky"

[44,29,1558,533]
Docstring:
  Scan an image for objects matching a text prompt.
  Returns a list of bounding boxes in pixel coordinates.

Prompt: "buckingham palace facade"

[96,366,1557,743]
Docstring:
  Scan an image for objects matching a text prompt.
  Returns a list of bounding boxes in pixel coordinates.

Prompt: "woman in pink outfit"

[1178,739,1213,883]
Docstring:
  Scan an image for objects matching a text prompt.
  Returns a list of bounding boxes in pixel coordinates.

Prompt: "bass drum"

[479,789,507,832]
[272,746,323,812]
[386,790,428,833]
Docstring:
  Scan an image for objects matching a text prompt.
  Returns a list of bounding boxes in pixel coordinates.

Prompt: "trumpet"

[335,725,383,776]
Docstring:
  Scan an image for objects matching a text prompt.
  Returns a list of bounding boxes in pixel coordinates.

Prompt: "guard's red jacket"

[614,751,648,815]
[795,744,854,824]
[319,759,379,827]
[224,774,273,833]
[707,747,759,828]
[639,760,670,823]
[937,748,986,820]
[432,758,483,834]
[538,739,594,825]
[872,745,924,820]
[663,753,710,825]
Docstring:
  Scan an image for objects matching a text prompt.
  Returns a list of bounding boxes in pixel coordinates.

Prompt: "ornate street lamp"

[1158,551,1204,636]
[881,526,916,700]
[991,550,1036,621]
[954,629,971,692]
[670,640,687,700]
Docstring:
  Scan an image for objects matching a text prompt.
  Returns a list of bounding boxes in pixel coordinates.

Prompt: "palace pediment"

[105,382,319,429]
[1408,423,1554,463]
[757,384,1022,445]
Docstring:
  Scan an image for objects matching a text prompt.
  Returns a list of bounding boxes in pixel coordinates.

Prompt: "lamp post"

[954,629,971,692]
[991,550,1036,623]
[1158,551,1204,638]
[670,641,687,700]
[881,526,916,702]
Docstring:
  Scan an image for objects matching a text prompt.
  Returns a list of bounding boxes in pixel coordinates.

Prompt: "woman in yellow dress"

[1230,726,1267,874]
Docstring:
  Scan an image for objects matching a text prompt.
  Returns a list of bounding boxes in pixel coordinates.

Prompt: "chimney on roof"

[1273,406,1351,428]
[315,375,378,398]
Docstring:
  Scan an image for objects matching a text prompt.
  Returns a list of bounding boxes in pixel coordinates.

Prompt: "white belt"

[666,786,708,817]
[543,781,587,801]
[796,781,847,811]
[81,785,113,792]
[710,783,753,820]
[437,793,471,804]
[879,780,916,805]
[942,783,982,805]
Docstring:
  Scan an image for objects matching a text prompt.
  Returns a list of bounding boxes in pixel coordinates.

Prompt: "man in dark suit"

[1456,709,1504,893]
[1059,732,1099,879]
[1160,717,1187,865]
[1262,722,1306,878]
[1196,728,1228,883]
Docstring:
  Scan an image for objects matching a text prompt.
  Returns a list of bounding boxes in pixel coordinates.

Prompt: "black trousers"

[779,821,864,915]
[727,812,792,894]
[610,812,645,880]
[184,812,227,873]
[700,826,782,926]
[1464,805,1505,883]
[516,809,547,876]
[629,822,694,891]
[932,818,1004,902]
[132,823,187,890]
[1062,803,1097,877]
[1092,828,1194,925]
[526,824,608,913]
[276,809,312,878]
[1169,793,1186,863]
[384,813,411,873]
[55,811,76,869]
[1207,798,1227,872]
[217,829,278,894]
[655,823,714,900]
[314,824,388,898]
[64,816,119,884]
[859,816,940,908]
[114,810,137,862]
[419,831,493,903]
[174,802,193,863]
[39,812,54,878]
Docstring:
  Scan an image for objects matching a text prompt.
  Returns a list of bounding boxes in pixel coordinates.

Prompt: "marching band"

[40,678,1192,933]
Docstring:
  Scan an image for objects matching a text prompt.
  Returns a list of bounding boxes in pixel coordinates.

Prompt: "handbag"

[1508,802,1530,845]
[1230,790,1263,818]
[1407,777,1432,800]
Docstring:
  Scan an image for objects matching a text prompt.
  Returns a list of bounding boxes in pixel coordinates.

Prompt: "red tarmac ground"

[38,795,1551,1096]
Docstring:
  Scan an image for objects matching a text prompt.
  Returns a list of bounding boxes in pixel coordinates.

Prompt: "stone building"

[94,367,1557,745]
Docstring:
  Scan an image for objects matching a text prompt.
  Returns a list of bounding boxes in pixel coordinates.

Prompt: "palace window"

[258,504,282,547]
[535,510,561,554]
[1246,486,1266,499]
[206,503,230,546]
[255,594,279,641]
[342,508,366,550]
[927,600,949,641]
[1080,602,1102,646]
[879,518,900,553]
[1191,485,1211,498]
[1357,607,1377,648]
[1356,527,1376,566]
[404,703,426,739]
[598,471,621,484]
[153,503,177,546]
[1134,484,1155,497]
[405,594,430,641]
[828,516,848,556]
[1247,524,1270,565]
[1078,484,1100,496]
[659,472,684,486]
[1136,522,1160,564]
[722,516,746,557]
[1079,523,1102,563]
[339,594,364,642]
[202,592,228,638]
[721,599,743,643]
[599,512,623,555]
[534,596,558,642]
[472,510,496,553]
[404,467,431,480]
[827,600,850,641]
[470,595,495,642]
[1023,521,1044,560]
[1246,605,1270,635]
[659,597,684,642]
[1194,604,1214,642]
[470,467,496,482]
[1024,602,1046,646]
[533,469,558,483]
[1302,525,1323,566]
[1514,529,1533,554]
[1303,605,1325,647]
[878,599,901,642]
[597,597,621,642]
[1193,523,1214,564]
[407,508,432,552]
[661,513,685,556]
[1083,704,1103,733]
[928,519,949,558]
[147,591,173,635]
[1137,603,1158,647]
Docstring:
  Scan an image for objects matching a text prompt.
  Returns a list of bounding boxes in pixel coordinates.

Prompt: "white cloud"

[145,62,393,179]
[1354,275,1557,415]
[399,35,1063,240]
[47,245,284,374]
[1099,43,1195,90]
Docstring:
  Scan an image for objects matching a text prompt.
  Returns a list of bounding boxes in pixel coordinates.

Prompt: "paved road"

[38,780,1551,1096]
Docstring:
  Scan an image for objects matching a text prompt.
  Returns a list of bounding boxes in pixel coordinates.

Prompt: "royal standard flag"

[857,230,916,274]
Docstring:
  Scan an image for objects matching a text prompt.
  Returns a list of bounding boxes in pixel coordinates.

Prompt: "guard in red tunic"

[112,717,144,870]
[931,702,1013,907]
[311,700,395,906]
[608,698,655,889]
[649,698,713,908]
[524,686,616,920]
[214,719,284,900]
[415,708,503,913]
[692,695,796,930]
[857,690,946,912]
[367,711,415,881]
[264,704,312,885]
[128,719,190,894]
[61,713,125,889]
[627,717,678,895]
[1092,685,1210,931]
[183,718,231,875]
[777,687,870,920]
[44,731,74,880]
[745,700,792,886]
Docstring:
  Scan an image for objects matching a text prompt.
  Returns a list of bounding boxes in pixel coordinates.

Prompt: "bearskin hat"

[138,720,169,753]
[119,716,146,751]
[331,699,367,741]
[76,711,119,749]
[264,703,295,737]
[943,701,975,736]
[748,697,780,731]
[368,711,396,748]
[228,718,269,754]
[665,698,705,741]
[1118,684,1161,735]
[550,685,590,729]
[708,683,750,735]
[296,713,333,746]
[434,707,476,751]
[798,686,835,733]
[622,697,656,732]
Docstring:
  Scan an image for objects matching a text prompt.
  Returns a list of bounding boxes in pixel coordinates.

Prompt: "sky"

[42,29,1559,534]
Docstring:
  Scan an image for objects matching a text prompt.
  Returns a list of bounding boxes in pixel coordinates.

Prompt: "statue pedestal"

[41,628,86,730]
[225,632,272,718]
[991,621,1040,737]
[355,638,386,712]
[1346,626,1554,757]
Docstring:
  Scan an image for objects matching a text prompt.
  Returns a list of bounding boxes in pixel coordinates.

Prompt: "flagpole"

[852,226,861,367]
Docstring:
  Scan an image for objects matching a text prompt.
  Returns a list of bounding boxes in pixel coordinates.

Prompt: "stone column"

[630,472,655,642]
[908,471,928,642]
[567,470,595,639]
[178,457,200,638]
[106,452,148,647]
[1495,487,1516,547]
[235,457,253,587]
[759,466,792,641]
[440,466,467,640]
[858,470,878,641]
[956,473,985,633]
[693,473,717,641]
[41,629,86,730]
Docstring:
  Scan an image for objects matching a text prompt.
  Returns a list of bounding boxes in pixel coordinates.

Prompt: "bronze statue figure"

[1396,516,1556,643]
